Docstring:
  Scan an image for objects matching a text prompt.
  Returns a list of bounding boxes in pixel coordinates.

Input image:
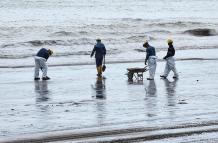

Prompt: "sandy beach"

[1,0,218,142]
[1,57,218,142]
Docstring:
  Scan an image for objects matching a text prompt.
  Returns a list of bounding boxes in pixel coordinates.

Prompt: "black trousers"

[95,57,103,67]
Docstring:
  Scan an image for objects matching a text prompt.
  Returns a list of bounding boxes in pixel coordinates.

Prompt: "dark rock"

[178,101,188,104]
[184,28,216,36]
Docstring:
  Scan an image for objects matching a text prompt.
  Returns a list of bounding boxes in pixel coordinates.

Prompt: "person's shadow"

[34,80,50,103]
[92,77,106,99]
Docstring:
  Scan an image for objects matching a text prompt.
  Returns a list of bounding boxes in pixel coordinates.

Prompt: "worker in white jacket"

[160,39,179,79]
[143,41,157,80]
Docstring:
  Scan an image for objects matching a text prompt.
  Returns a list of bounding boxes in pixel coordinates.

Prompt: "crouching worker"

[143,41,157,80]
[91,38,106,77]
[34,48,53,80]
[160,39,179,79]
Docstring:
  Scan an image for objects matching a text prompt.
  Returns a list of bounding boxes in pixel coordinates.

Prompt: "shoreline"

[0,58,217,69]
[1,48,218,68]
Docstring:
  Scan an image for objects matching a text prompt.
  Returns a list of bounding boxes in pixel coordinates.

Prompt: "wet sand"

[1,59,218,142]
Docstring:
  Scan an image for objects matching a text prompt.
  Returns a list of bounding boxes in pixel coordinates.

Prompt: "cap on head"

[48,49,53,55]
[143,40,149,47]
[167,39,173,44]
[96,38,101,42]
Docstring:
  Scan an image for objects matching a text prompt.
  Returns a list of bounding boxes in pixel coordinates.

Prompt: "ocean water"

[0,0,218,67]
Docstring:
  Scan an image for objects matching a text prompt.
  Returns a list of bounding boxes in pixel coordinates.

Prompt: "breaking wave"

[1,39,95,48]
[120,18,206,27]
[52,31,76,37]
[28,40,65,46]
[27,39,95,46]
[126,35,155,42]
[0,49,119,59]
[150,21,203,27]
[146,30,171,34]
[121,18,143,22]
[51,31,88,37]
[134,45,218,52]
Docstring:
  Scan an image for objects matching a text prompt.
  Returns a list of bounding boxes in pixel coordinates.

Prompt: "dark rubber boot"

[34,77,40,80]
[160,75,167,79]
[42,76,50,80]
[147,78,154,80]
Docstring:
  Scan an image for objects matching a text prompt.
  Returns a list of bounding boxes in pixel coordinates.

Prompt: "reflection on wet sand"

[145,80,157,97]
[127,79,144,85]
[163,78,178,107]
[34,81,50,102]
[34,80,51,126]
[145,80,157,117]
[163,78,178,118]
[92,77,106,99]
[92,77,107,125]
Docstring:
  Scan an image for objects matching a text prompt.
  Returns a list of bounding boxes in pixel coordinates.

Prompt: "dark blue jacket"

[145,45,156,62]
[36,48,50,60]
[91,42,106,59]
[164,45,175,59]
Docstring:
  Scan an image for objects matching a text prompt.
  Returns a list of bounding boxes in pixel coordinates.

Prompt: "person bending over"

[34,48,53,80]
[143,41,157,80]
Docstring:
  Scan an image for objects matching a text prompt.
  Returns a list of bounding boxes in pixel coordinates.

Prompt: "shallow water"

[0,0,218,67]
[0,60,218,138]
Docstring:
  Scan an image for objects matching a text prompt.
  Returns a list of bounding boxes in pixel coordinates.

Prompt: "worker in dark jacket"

[34,48,53,80]
[143,41,157,80]
[91,39,106,77]
[160,39,178,79]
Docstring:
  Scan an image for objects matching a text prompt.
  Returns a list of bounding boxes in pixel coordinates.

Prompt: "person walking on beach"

[143,40,157,80]
[160,39,179,79]
[34,48,53,80]
[91,38,106,77]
